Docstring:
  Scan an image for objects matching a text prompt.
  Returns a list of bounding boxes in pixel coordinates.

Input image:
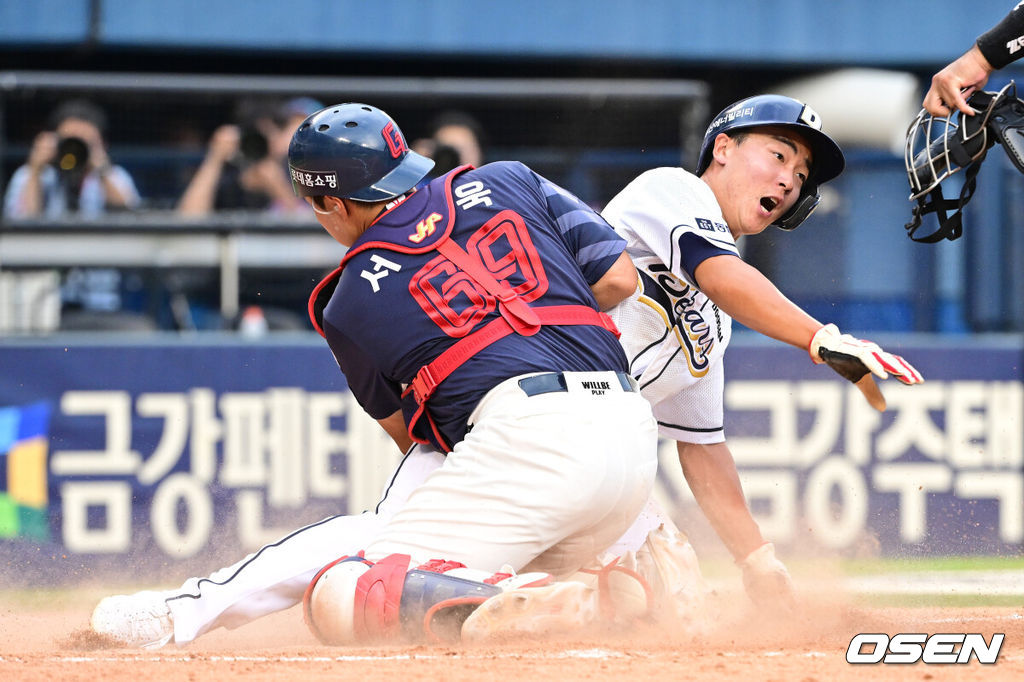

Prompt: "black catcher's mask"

[905,81,1024,243]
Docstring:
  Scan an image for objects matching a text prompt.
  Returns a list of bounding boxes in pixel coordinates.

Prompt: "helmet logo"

[382,121,408,159]
[798,105,822,130]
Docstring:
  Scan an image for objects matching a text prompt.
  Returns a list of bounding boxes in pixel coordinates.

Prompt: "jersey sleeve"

[325,322,403,420]
[520,164,626,285]
[977,2,1024,70]
[602,168,739,285]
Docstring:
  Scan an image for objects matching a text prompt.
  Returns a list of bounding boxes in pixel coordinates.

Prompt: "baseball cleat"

[460,580,598,642]
[90,590,175,649]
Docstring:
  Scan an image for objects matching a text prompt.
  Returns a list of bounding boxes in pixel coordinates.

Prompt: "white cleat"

[90,590,175,649]
[461,580,598,642]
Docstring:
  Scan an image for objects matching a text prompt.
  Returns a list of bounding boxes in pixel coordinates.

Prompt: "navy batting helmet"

[288,103,435,202]
[696,95,846,230]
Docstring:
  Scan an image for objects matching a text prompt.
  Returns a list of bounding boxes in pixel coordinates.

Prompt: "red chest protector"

[309,166,620,453]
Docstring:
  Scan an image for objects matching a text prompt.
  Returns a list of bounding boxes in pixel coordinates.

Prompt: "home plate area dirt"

[2,585,1021,682]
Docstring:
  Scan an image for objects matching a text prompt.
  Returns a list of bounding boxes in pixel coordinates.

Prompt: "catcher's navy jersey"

[314,161,628,449]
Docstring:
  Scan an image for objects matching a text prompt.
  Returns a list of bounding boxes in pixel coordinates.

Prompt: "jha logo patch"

[846,633,1004,664]
[409,213,442,243]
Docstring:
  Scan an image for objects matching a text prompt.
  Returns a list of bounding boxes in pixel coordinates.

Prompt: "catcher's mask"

[904,82,1024,242]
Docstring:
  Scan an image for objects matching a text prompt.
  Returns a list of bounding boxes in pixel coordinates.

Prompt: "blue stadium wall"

[0,0,1015,67]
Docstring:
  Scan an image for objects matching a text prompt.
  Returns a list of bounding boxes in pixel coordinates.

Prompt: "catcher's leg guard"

[304,553,552,644]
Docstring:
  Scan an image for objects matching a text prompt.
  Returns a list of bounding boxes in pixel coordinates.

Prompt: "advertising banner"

[0,336,1020,585]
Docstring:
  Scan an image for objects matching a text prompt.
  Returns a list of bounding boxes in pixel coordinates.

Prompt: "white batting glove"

[737,543,795,613]
[809,324,924,385]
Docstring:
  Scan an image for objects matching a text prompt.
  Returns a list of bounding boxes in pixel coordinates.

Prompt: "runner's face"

[714,128,812,238]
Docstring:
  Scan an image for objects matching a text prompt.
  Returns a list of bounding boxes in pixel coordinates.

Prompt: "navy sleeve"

[325,322,403,420]
[676,231,740,282]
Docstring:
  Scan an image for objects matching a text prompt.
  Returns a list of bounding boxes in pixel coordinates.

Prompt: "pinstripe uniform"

[603,167,739,444]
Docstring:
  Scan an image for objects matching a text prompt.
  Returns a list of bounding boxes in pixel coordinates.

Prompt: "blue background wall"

[1,336,1020,585]
[0,1,1015,67]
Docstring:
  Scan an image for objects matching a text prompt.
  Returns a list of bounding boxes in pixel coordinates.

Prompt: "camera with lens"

[55,136,90,176]
[429,144,462,177]
[238,127,270,164]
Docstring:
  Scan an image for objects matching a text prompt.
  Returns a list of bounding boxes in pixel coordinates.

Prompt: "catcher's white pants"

[165,372,660,644]
[365,371,659,577]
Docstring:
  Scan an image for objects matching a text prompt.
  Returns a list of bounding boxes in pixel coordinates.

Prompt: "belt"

[517,371,638,397]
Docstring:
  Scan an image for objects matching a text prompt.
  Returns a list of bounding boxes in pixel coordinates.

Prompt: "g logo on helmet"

[382,121,408,159]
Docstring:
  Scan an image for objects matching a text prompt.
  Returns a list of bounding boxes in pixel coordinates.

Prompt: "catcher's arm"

[695,255,923,410]
[590,251,639,311]
[377,410,413,452]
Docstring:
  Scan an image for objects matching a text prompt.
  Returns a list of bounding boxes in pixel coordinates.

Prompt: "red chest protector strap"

[402,237,620,453]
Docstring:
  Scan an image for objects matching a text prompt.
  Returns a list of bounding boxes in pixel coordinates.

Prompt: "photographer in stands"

[412,109,487,180]
[3,99,140,218]
[177,97,320,216]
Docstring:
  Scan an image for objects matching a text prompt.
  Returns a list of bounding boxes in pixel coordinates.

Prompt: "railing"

[0,70,710,208]
[0,212,338,325]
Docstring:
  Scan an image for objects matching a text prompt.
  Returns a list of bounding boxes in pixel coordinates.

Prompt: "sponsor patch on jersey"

[695,217,728,233]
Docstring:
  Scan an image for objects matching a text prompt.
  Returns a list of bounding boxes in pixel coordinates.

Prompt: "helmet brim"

[348,151,436,202]
[791,124,845,186]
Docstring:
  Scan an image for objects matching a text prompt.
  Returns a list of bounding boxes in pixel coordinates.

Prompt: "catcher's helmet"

[696,95,846,230]
[288,103,435,202]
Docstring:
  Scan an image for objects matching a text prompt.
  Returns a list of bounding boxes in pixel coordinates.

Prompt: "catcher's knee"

[304,553,409,644]
[304,553,549,644]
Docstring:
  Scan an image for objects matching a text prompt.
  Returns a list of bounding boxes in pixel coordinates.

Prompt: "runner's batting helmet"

[696,95,846,230]
[288,103,435,202]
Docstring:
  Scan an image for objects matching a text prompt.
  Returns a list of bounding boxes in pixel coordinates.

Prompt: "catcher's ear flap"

[990,93,1024,174]
[998,125,1024,172]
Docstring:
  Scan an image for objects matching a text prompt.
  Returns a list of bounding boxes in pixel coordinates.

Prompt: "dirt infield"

[2,585,1020,681]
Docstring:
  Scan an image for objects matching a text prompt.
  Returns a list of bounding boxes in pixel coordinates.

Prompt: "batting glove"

[809,324,924,385]
[737,543,795,613]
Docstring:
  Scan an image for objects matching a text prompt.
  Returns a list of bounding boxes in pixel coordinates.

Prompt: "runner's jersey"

[315,161,628,449]
[602,167,738,409]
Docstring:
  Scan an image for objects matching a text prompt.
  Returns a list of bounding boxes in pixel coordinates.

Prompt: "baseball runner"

[91,95,923,648]
[602,94,923,608]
